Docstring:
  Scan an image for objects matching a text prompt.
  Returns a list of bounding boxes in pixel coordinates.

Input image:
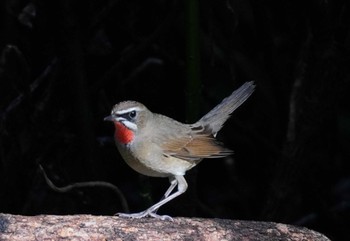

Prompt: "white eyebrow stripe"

[115,107,142,115]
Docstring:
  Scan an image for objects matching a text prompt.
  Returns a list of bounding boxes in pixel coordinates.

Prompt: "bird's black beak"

[104,115,115,121]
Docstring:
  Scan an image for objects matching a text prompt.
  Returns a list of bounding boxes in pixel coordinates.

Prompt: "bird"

[104,81,255,220]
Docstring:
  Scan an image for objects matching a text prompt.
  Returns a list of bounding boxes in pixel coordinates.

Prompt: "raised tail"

[197,81,255,134]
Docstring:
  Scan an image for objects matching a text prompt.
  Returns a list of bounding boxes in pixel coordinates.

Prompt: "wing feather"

[161,133,232,162]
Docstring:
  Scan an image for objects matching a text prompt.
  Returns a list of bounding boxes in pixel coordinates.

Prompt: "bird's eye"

[129,111,136,119]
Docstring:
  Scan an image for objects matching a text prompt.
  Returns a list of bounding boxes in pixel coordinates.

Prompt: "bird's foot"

[116,210,173,221]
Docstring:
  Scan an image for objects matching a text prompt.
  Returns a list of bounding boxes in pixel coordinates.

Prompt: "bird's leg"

[117,175,187,221]
[163,176,178,199]
[152,176,177,214]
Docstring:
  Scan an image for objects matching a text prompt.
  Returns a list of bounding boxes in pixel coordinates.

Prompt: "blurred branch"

[92,6,179,92]
[18,3,36,29]
[39,165,129,213]
[0,52,56,124]
[286,30,312,144]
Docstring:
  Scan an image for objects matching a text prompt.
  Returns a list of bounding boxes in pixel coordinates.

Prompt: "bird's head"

[104,101,150,145]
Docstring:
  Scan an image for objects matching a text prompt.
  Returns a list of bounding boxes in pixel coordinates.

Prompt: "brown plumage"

[105,81,255,220]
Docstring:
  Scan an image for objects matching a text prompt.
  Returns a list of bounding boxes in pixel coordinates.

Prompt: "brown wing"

[161,132,233,162]
[151,114,232,162]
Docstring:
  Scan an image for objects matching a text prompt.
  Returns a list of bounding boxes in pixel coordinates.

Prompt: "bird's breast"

[114,121,134,144]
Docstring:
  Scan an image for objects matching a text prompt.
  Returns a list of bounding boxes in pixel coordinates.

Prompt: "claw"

[116,210,173,221]
[148,212,173,221]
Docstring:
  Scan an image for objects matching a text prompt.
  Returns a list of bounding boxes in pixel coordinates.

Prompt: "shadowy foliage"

[0,0,349,240]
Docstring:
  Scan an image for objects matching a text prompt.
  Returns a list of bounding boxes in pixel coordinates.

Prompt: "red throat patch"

[114,122,134,144]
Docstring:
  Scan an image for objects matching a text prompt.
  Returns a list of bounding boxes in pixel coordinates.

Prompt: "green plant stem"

[185,0,201,122]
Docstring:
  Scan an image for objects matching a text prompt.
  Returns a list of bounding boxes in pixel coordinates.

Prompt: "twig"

[39,165,129,212]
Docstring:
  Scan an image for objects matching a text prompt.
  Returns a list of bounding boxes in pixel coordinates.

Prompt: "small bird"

[105,81,255,220]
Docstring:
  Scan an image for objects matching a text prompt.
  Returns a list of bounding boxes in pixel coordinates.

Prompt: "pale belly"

[117,144,198,177]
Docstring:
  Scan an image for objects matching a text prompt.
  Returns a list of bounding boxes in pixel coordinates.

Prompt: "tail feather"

[197,81,255,134]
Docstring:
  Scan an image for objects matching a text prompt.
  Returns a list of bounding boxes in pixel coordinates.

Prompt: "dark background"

[1,0,349,240]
